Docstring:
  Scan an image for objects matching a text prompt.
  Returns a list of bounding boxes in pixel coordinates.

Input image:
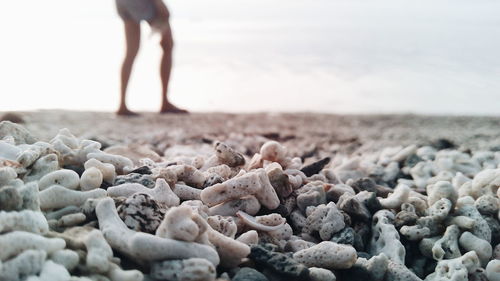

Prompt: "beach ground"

[2,111,500,159]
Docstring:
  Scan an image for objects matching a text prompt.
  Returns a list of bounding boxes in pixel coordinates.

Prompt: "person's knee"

[125,47,140,61]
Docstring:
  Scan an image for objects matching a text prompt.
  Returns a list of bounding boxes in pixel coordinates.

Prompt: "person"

[115,0,187,115]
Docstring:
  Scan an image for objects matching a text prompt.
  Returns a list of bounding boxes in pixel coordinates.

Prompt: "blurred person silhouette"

[116,0,187,115]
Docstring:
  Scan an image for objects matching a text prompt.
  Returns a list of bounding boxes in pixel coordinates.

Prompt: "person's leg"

[159,25,187,113]
[152,1,187,114]
[117,20,141,116]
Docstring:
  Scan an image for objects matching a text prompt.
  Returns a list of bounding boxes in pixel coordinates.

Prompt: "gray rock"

[0,121,37,144]
[484,215,500,245]
[351,178,378,193]
[385,260,422,281]
[150,258,216,281]
[232,268,269,281]
[338,194,371,222]
[0,185,23,211]
[331,227,355,245]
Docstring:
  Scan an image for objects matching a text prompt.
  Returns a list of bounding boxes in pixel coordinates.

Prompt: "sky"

[0,0,499,114]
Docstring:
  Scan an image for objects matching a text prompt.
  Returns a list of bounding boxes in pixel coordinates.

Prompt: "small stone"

[308,267,336,281]
[0,185,23,211]
[232,268,269,281]
[431,138,456,150]
[385,260,422,281]
[114,173,155,188]
[267,166,292,198]
[249,244,309,280]
[340,253,388,281]
[325,184,355,203]
[338,194,371,222]
[494,244,500,259]
[215,142,245,167]
[204,173,225,188]
[351,178,378,194]
[395,203,418,228]
[404,154,423,168]
[117,193,166,233]
[330,227,355,245]
[0,121,37,144]
[475,195,499,215]
[293,241,357,270]
[486,260,500,281]
[129,166,152,175]
[150,258,216,281]
[304,202,345,241]
[301,157,331,177]
[484,216,500,245]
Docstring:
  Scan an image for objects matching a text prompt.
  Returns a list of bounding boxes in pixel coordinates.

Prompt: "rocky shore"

[1,111,500,281]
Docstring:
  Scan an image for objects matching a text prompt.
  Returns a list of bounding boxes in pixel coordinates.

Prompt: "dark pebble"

[204,174,225,188]
[249,244,309,281]
[404,154,423,168]
[63,165,85,177]
[339,195,371,222]
[129,166,152,175]
[233,268,269,281]
[351,178,377,193]
[300,157,331,177]
[431,138,456,150]
[363,192,383,214]
[484,215,500,245]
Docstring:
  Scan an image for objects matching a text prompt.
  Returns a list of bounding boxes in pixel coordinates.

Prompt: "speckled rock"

[484,216,500,245]
[304,202,345,241]
[249,244,309,280]
[296,182,327,212]
[117,193,166,233]
[293,241,357,270]
[330,227,355,245]
[150,258,216,281]
[386,260,423,281]
[475,194,499,215]
[114,173,155,188]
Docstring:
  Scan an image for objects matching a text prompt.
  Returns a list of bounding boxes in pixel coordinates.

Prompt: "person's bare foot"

[159,102,189,114]
[116,107,140,116]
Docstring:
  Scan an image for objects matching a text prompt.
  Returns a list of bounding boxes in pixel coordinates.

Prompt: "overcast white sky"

[0,0,499,114]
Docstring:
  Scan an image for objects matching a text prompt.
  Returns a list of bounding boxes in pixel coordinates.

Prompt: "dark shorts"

[116,0,157,22]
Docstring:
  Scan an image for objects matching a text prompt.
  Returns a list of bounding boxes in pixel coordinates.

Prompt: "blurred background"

[0,0,499,114]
